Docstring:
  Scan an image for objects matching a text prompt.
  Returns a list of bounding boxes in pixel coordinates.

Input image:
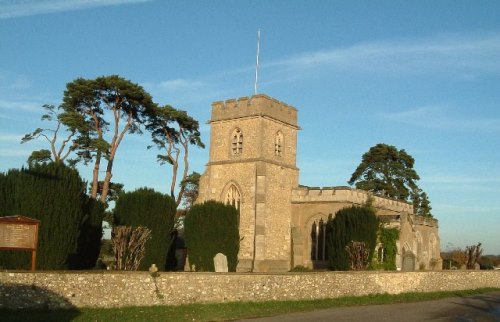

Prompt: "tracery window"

[310,218,326,261]
[225,184,241,210]
[231,128,243,155]
[274,131,283,157]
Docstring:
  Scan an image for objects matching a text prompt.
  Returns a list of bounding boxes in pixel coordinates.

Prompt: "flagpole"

[254,29,260,95]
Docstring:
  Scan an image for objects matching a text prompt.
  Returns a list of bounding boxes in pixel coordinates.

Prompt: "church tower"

[197,94,299,272]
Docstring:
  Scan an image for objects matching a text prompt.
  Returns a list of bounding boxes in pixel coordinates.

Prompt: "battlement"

[292,186,414,214]
[211,94,298,127]
[411,214,439,228]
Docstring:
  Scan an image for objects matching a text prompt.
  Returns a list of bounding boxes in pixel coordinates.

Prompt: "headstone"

[214,253,228,272]
[402,251,416,272]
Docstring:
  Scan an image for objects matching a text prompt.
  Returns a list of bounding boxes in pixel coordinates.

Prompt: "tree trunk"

[91,151,101,199]
[100,157,114,203]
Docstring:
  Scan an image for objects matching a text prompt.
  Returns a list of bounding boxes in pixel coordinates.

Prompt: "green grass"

[1,288,498,322]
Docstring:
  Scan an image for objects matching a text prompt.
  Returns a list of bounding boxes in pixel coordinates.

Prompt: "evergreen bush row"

[0,163,104,270]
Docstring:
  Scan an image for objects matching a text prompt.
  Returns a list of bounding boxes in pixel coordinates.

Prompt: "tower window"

[225,184,241,225]
[275,131,283,157]
[225,184,241,210]
[231,128,243,155]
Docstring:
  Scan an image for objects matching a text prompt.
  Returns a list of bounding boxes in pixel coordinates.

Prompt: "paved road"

[237,291,500,322]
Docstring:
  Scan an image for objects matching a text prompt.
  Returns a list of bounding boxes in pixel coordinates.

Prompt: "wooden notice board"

[0,215,40,271]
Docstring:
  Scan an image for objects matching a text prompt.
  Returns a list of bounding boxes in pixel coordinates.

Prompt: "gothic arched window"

[225,184,241,210]
[231,128,243,155]
[275,131,283,157]
[311,218,326,261]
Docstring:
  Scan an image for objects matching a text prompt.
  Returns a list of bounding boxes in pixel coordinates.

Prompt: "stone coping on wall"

[1,270,499,310]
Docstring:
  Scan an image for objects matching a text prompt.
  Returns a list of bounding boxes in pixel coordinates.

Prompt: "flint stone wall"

[1,271,499,309]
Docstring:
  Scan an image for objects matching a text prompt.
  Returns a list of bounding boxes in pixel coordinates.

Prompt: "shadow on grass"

[0,283,80,322]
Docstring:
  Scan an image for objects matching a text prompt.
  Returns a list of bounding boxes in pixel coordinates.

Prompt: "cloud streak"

[148,32,500,103]
[0,0,154,19]
[264,32,500,78]
[0,134,22,142]
[381,105,500,132]
[157,79,205,92]
[0,99,42,113]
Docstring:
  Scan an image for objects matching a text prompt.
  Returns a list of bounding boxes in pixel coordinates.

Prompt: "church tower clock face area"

[197,94,300,272]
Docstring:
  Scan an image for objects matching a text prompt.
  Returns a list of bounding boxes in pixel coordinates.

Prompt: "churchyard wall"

[1,270,499,309]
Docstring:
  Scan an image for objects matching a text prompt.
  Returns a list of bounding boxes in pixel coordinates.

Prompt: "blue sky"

[1,0,499,254]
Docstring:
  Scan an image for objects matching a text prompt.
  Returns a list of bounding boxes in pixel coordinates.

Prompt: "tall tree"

[146,105,204,208]
[348,143,432,217]
[180,171,201,210]
[21,104,79,166]
[62,75,155,202]
[411,187,433,217]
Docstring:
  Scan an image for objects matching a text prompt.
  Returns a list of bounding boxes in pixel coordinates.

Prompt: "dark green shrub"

[74,198,106,269]
[113,188,176,271]
[326,206,378,271]
[376,227,400,270]
[184,200,239,272]
[0,163,103,270]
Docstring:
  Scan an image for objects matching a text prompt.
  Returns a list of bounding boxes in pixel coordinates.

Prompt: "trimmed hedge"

[184,200,239,272]
[113,188,176,271]
[326,206,378,271]
[0,163,104,270]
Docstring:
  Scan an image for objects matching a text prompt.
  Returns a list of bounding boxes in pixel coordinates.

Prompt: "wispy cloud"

[0,0,154,19]
[264,32,500,78]
[141,31,500,108]
[143,77,235,107]
[434,204,500,214]
[148,32,500,103]
[424,175,500,185]
[157,79,205,92]
[0,148,31,157]
[381,105,500,132]
[0,99,42,113]
[0,133,22,142]
[8,76,32,90]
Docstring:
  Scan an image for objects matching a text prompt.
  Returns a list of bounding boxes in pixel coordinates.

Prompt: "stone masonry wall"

[1,271,499,310]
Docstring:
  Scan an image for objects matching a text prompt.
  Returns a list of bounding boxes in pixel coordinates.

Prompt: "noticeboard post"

[0,215,40,271]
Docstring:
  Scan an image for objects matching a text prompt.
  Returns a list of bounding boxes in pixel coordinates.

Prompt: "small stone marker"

[214,253,228,272]
[149,264,158,273]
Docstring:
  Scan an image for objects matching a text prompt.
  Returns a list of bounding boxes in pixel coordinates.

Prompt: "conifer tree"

[184,201,239,271]
[326,206,378,271]
[0,163,103,270]
[113,188,176,271]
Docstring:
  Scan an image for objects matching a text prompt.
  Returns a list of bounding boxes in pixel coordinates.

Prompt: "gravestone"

[402,251,416,271]
[214,253,228,272]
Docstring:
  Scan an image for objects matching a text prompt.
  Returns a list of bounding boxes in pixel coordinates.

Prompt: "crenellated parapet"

[291,185,414,214]
[410,213,439,228]
[211,94,298,127]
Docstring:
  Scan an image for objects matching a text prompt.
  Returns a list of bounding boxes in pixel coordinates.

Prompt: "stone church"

[196,94,441,272]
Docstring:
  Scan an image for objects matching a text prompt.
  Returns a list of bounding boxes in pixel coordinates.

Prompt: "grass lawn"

[1,288,498,322]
